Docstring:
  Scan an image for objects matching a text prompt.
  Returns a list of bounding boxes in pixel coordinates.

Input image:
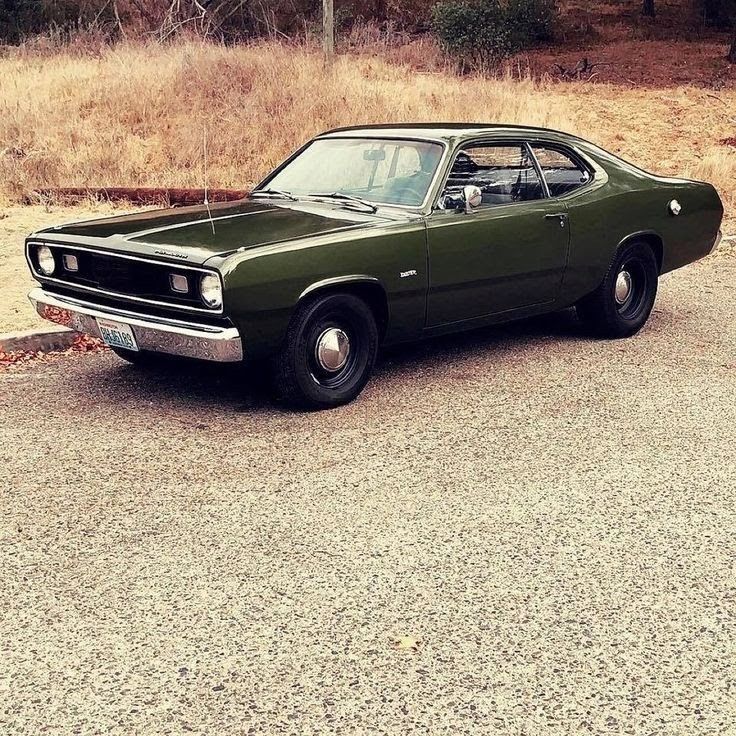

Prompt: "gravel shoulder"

[1,253,735,734]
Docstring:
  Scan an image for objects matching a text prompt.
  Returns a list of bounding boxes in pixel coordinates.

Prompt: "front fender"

[217,224,428,360]
[299,275,382,300]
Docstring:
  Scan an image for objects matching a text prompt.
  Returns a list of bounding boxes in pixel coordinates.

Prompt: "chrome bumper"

[710,229,723,255]
[29,288,243,362]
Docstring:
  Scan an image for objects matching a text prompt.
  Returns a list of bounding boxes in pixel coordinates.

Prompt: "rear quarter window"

[532,146,592,197]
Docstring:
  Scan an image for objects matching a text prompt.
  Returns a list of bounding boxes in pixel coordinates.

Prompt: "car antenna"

[203,127,215,235]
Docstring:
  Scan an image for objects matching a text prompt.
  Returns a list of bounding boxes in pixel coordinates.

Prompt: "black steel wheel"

[576,241,659,338]
[272,292,378,409]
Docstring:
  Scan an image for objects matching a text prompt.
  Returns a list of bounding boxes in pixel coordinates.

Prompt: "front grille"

[28,243,219,313]
[45,285,232,327]
[91,254,144,293]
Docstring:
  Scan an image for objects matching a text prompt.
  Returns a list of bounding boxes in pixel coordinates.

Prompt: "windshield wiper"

[250,188,298,201]
[307,191,378,213]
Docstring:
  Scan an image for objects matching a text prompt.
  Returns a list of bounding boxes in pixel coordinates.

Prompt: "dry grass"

[0,40,734,223]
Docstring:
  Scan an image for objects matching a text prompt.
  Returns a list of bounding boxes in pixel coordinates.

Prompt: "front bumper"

[29,287,243,362]
[710,229,723,255]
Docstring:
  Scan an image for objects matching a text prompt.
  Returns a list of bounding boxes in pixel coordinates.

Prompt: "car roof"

[317,123,585,145]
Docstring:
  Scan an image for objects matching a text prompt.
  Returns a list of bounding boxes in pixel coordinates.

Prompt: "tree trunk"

[323,0,334,61]
[729,32,736,64]
[642,0,655,17]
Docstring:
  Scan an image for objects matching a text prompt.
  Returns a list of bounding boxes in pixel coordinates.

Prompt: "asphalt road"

[1,255,735,735]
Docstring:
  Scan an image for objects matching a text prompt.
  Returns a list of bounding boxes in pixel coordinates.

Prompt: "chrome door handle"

[545,212,568,227]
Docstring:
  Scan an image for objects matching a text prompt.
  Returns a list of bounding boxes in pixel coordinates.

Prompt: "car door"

[425,141,570,327]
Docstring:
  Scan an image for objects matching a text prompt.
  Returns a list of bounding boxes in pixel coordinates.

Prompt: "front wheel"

[272,293,379,410]
[576,241,659,338]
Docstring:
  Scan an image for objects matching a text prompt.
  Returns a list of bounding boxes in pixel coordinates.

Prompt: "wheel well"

[301,282,389,338]
[621,232,664,273]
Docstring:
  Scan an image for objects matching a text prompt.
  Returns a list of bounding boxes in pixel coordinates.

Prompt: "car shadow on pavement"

[97,308,585,413]
[376,307,586,374]
[105,356,277,413]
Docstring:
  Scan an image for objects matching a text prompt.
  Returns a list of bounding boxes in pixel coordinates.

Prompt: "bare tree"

[323,0,334,60]
[642,0,655,17]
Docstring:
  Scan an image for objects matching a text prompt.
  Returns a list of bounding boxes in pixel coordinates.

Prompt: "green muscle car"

[26,124,723,408]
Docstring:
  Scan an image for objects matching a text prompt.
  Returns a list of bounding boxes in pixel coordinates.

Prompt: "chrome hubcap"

[615,270,633,305]
[315,328,350,372]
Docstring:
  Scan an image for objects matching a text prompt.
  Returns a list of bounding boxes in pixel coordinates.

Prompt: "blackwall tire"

[576,241,659,338]
[272,293,379,410]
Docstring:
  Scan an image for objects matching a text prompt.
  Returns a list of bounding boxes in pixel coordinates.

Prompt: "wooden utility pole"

[323,0,334,60]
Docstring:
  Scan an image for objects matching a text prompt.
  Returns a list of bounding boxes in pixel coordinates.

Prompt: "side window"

[532,146,591,197]
[444,143,543,206]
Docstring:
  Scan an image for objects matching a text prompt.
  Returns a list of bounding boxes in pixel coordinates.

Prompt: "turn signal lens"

[169,274,189,294]
[63,253,79,272]
[200,273,223,309]
[37,245,56,275]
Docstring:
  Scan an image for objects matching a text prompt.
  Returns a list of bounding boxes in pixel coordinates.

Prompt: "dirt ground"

[520,0,736,88]
[522,37,736,87]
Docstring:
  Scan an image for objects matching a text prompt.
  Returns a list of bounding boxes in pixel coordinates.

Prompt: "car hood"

[35,198,398,265]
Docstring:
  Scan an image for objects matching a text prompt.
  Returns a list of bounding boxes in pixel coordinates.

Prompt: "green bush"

[507,0,556,45]
[431,0,511,70]
[432,0,556,71]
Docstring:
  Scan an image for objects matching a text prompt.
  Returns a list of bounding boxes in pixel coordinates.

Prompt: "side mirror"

[439,185,483,213]
[463,185,482,213]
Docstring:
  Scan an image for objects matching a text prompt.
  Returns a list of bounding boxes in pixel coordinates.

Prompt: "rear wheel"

[272,292,378,409]
[576,241,659,338]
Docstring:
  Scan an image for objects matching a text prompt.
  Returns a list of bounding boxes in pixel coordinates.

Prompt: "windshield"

[262,137,444,207]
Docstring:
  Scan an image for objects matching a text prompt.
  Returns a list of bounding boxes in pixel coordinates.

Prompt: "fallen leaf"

[393,635,422,652]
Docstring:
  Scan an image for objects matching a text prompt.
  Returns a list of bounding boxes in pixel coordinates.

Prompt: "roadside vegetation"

[1,0,734,56]
[0,0,734,221]
[0,39,734,220]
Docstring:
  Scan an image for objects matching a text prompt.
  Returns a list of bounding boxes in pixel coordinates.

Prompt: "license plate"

[96,318,139,352]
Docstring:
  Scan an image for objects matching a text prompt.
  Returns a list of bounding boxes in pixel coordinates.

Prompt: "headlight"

[37,245,56,275]
[200,273,223,309]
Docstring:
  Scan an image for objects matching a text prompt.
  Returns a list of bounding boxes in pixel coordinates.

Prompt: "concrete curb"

[0,326,76,354]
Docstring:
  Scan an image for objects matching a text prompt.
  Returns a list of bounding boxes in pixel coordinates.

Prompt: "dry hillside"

[0,41,734,224]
